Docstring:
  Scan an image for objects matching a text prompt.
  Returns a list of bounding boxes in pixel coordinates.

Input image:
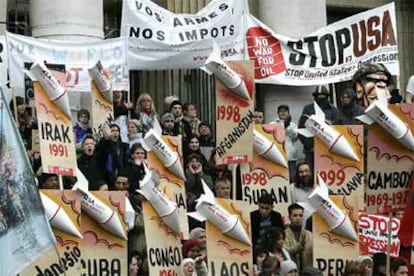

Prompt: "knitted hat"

[312,85,329,96]
[280,260,297,275]
[181,239,201,258]
[301,267,323,276]
[189,227,205,240]
[160,112,175,125]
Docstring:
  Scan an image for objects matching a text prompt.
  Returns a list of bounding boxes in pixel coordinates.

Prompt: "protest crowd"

[5,61,412,276]
[1,1,413,275]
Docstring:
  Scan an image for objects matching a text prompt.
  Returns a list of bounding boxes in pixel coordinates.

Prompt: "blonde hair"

[135,93,154,114]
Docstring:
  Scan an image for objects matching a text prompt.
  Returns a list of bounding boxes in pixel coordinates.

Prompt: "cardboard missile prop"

[296,102,360,161]
[137,164,181,234]
[40,192,83,238]
[88,60,113,102]
[26,61,71,118]
[298,175,358,241]
[188,180,251,245]
[73,169,127,240]
[253,129,288,168]
[202,43,250,100]
[142,121,185,180]
[357,90,414,151]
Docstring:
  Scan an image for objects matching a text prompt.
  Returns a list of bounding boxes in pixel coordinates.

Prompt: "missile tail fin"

[313,102,325,120]
[73,168,89,192]
[296,128,314,138]
[297,201,316,214]
[356,114,374,125]
[188,211,207,222]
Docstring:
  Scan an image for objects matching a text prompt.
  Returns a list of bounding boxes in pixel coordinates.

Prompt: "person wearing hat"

[298,86,340,169]
[280,260,298,276]
[181,239,208,275]
[274,104,298,181]
[169,100,187,138]
[352,63,392,108]
[73,109,92,150]
[160,112,177,136]
[337,88,364,125]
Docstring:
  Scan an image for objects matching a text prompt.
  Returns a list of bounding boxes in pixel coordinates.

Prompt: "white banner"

[121,0,248,69]
[6,32,129,98]
[246,3,399,85]
[0,36,11,104]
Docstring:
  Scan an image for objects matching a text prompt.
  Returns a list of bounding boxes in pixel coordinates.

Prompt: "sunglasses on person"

[364,76,390,85]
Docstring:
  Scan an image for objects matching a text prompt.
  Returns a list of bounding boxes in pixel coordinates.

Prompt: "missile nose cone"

[330,136,360,162]
[230,81,250,101]
[102,213,128,240]
[52,208,83,239]
[225,218,251,246]
[168,159,186,180]
[333,217,358,242]
[263,144,288,168]
[162,209,181,234]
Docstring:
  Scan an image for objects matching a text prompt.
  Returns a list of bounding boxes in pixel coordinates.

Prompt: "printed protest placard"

[313,195,359,275]
[314,125,364,206]
[21,190,82,275]
[34,81,77,176]
[359,212,400,257]
[145,135,189,240]
[240,123,291,218]
[365,104,414,214]
[215,61,254,165]
[206,199,253,275]
[142,201,183,275]
[80,191,127,275]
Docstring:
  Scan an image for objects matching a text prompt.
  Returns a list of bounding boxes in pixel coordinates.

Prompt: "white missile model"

[137,164,181,234]
[27,61,72,118]
[298,175,358,241]
[40,192,83,238]
[357,91,414,151]
[88,60,113,103]
[296,102,360,161]
[188,180,251,246]
[73,169,127,240]
[253,129,288,168]
[142,125,186,180]
[202,44,250,101]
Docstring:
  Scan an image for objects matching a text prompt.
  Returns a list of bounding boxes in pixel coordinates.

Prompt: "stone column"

[30,0,104,41]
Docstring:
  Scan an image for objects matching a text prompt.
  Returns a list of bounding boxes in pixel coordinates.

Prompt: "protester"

[9,96,37,150]
[343,260,366,276]
[298,86,341,169]
[214,178,231,199]
[181,239,208,275]
[169,100,186,138]
[284,203,313,273]
[372,252,387,276]
[73,109,92,149]
[254,108,264,124]
[182,102,201,137]
[113,90,133,119]
[128,250,143,276]
[160,112,177,136]
[274,104,298,181]
[390,258,409,276]
[279,260,298,276]
[126,143,146,192]
[337,88,364,125]
[126,119,143,147]
[135,93,159,133]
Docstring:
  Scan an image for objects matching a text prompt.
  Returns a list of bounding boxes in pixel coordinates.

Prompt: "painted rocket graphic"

[26,61,72,118]
[253,129,288,168]
[142,126,186,180]
[296,102,360,161]
[188,180,251,246]
[298,175,358,241]
[73,169,127,240]
[357,92,414,151]
[88,60,113,102]
[202,43,250,101]
[40,192,83,239]
[137,164,181,234]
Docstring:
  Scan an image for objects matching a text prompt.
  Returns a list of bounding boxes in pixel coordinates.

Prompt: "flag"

[0,86,56,275]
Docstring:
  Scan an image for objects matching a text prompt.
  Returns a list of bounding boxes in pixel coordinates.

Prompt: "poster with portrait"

[313,195,359,275]
[80,191,127,275]
[20,190,82,275]
[365,104,414,214]
[214,61,254,165]
[240,123,291,219]
[314,125,364,207]
[206,199,253,275]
